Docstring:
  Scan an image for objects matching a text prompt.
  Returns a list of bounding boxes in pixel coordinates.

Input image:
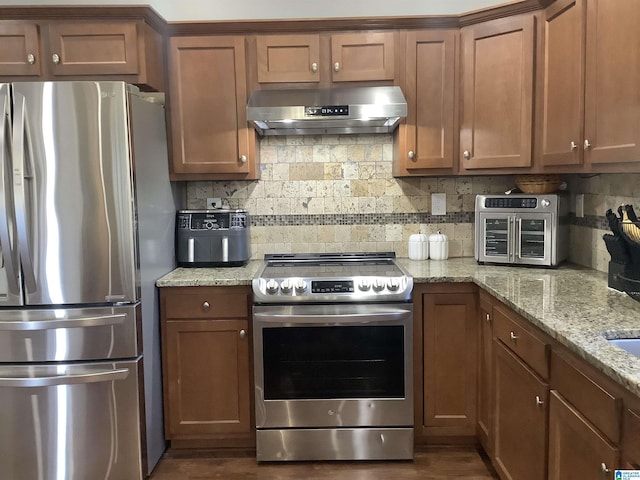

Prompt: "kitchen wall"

[185,134,516,259]
[567,173,640,273]
[186,136,640,271]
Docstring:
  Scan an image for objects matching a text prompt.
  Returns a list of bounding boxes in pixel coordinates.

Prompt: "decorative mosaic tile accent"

[249,212,474,227]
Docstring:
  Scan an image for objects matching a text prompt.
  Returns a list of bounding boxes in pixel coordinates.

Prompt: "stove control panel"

[253,275,412,302]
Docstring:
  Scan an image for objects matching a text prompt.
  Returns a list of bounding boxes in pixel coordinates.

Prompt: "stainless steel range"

[252,252,414,462]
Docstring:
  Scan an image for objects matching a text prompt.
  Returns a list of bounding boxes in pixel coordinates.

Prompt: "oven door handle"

[254,309,411,324]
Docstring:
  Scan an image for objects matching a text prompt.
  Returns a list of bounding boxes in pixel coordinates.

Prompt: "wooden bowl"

[515,175,564,194]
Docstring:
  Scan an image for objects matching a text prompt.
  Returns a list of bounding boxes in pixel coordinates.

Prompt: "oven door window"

[519,218,546,258]
[483,217,510,257]
[262,326,404,400]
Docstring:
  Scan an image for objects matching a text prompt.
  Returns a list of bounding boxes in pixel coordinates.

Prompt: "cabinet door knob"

[239,329,247,339]
[311,62,318,73]
[27,53,35,65]
[535,396,544,407]
[485,313,491,322]
[334,62,340,72]
[202,301,211,311]
[239,154,247,164]
[408,150,415,160]
[509,331,518,341]
[570,141,578,151]
[52,53,60,64]
[463,150,470,159]
[584,139,592,150]
[600,463,610,474]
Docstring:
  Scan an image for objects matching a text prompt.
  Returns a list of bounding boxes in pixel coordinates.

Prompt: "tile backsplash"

[185,134,515,259]
[184,134,640,272]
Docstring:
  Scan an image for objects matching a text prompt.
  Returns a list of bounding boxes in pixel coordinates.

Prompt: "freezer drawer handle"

[0,313,126,331]
[0,368,129,387]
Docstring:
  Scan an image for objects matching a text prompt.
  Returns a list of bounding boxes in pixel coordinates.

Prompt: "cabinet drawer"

[624,408,640,467]
[551,350,621,443]
[164,288,249,319]
[493,304,549,379]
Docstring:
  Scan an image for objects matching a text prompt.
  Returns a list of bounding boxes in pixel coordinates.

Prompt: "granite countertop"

[157,258,640,398]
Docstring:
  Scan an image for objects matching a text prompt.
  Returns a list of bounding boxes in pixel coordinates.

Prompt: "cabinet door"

[331,32,395,82]
[548,391,619,479]
[460,14,536,170]
[257,34,320,83]
[47,22,139,76]
[164,319,251,437]
[493,340,548,480]
[583,0,640,165]
[477,294,493,455]
[168,35,257,179]
[539,0,585,167]
[421,290,477,436]
[395,30,457,175]
[0,22,41,76]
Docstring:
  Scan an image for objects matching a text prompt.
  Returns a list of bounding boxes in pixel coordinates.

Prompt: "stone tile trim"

[250,212,474,227]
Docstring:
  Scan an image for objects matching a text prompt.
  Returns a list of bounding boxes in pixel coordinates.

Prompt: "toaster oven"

[176,210,250,267]
[475,194,569,267]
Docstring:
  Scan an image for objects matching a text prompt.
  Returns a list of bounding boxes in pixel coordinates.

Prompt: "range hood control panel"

[305,105,349,116]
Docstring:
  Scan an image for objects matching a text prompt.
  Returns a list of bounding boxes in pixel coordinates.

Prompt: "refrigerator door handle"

[12,92,37,294]
[0,86,22,302]
[0,368,130,387]
[0,312,126,331]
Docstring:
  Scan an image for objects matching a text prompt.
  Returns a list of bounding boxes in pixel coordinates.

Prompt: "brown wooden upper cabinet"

[167,35,259,180]
[459,14,537,171]
[256,31,395,85]
[394,29,458,176]
[0,20,164,91]
[539,0,640,168]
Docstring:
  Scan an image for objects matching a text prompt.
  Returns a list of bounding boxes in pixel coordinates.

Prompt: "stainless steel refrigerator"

[0,81,178,479]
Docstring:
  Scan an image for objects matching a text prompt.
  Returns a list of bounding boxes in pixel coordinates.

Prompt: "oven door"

[476,212,514,264]
[253,303,413,429]
[513,212,555,266]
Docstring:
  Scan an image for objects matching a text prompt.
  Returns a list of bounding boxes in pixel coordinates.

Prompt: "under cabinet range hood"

[246,86,407,136]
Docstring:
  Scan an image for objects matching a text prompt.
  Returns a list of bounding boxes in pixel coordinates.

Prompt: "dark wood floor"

[149,446,499,480]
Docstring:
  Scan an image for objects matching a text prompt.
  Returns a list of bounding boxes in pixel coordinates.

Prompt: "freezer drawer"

[0,359,143,480]
[0,304,140,362]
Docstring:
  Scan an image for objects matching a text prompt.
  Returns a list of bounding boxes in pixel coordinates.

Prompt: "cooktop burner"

[253,252,413,304]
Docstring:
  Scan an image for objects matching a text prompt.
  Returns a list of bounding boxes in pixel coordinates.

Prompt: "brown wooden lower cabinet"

[414,283,478,441]
[477,291,494,455]
[493,340,548,480]
[160,286,253,449]
[623,407,640,469]
[548,391,619,479]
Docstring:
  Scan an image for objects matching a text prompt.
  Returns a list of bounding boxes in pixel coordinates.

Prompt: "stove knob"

[280,279,293,293]
[359,278,371,291]
[373,278,386,292]
[265,279,279,294]
[295,279,307,293]
[387,278,400,291]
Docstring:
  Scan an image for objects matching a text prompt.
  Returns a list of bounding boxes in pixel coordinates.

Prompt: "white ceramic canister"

[429,231,449,260]
[408,234,429,260]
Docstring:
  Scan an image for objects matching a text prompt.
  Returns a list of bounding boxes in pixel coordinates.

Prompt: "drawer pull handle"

[239,329,247,339]
[202,301,211,311]
[600,463,610,474]
[509,331,518,341]
[535,396,544,407]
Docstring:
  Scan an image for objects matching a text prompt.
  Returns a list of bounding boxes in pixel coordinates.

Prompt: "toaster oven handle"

[515,217,522,260]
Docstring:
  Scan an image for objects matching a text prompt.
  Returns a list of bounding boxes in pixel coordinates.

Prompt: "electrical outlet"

[206,197,222,209]
[576,194,585,218]
[432,193,447,215]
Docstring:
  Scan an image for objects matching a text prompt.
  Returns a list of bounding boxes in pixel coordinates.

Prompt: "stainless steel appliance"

[475,194,569,267]
[176,209,250,267]
[0,81,177,479]
[246,86,407,136]
[252,252,413,461]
